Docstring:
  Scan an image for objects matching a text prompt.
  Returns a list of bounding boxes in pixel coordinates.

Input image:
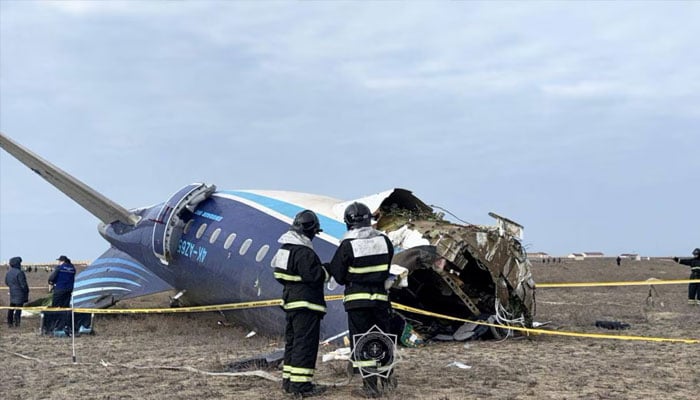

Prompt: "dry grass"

[2,258,699,399]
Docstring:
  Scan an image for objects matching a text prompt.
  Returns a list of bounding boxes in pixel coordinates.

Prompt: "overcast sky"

[1,1,698,263]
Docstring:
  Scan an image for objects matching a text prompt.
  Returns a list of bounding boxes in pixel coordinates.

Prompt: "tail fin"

[0,132,139,225]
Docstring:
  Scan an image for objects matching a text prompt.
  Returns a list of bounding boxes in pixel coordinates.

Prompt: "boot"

[380,373,397,393]
[352,377,381,398]
[291,384,326,398]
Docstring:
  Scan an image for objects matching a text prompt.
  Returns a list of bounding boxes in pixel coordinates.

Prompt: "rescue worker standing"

[272,210,328,398]
[328,202,396,398]
[5,256,29,328]
[49,255,76,307]
[674,248,700,305]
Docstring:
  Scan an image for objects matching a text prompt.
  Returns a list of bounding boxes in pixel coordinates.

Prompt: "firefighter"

[328,202,396,398]
[674,248,700,305]
[271,210,327,398]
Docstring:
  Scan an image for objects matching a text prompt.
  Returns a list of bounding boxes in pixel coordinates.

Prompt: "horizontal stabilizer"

[0,132,139,225]
[73,247,174,308]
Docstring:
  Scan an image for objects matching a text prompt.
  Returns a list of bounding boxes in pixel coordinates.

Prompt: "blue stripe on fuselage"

[78,266,145,281]
[90,257,152,274]
[222,191,347,239]
[74,277,142,289]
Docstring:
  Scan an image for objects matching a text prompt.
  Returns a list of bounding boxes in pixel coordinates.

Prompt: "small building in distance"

[619,253,641,261]
[527,252,550,259]
[567,253,585,261]
[567,252,605,260]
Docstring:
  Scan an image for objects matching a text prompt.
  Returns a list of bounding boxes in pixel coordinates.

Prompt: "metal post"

[71,297,76,363]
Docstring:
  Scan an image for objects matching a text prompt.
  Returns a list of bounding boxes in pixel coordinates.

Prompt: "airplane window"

[239,238,252,255]
[224,233,237,250]
[183,219,194,234]
[209,228,222,244]
[196,223,208,239]
[255,245,270,262]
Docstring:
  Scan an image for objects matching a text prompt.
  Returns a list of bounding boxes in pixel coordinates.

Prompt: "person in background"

[49,255,76,307]
[616,256,621,266]
[271,210,328,398]
[674,248,700,305]
[328,202,396,398]
[5,256,29,328]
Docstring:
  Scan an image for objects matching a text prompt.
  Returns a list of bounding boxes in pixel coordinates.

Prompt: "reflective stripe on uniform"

[348,264,389,274]
[273,272,302,281]
[343,293,388,303]
[282,300,327,313]
[290,375,313,383]
[288,366,315,375]
[353,360,378,368]
[288,365,315,383]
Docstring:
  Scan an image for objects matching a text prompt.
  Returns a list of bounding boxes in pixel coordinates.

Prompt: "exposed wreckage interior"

[375,190,536,342]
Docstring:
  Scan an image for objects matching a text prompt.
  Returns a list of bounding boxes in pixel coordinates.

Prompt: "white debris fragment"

[322,347,351,362]
[245,331,257,338]
[387,225,430,249]
[446,361,472,369]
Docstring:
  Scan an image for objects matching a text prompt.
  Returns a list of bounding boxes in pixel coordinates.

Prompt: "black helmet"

[344,202,372,230]
[292,210,322,239]
[693,248,700,257]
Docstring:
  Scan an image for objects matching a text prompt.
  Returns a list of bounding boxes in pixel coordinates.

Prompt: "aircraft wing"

[0,132,139,226]
[72,247,174,308]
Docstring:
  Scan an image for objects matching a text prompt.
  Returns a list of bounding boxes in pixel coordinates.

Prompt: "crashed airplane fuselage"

[0,132,535,342]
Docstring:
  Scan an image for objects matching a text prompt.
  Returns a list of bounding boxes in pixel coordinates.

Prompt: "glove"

[327,277,338,291]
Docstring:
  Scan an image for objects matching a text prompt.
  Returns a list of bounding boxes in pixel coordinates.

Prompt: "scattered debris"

[595,320,630,330]
[446,361,472,369]
[321,347,351,362]
[224,349,284,372]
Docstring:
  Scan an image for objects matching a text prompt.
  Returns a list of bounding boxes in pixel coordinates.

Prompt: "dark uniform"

[675,248,700,305]
[49,255,76,307]
[328,202,395,398]
[47,255,76,334]
[5,256,29,328]
[272,210,327,398]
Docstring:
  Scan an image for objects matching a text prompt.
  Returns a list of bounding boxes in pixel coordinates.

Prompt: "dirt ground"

[2,258,699,400]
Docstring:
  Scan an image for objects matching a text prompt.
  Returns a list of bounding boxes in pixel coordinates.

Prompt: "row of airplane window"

[183,219,270,263]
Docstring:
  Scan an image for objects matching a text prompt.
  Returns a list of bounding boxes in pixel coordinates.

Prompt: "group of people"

[4,255,76,328]
[272,202,394,399]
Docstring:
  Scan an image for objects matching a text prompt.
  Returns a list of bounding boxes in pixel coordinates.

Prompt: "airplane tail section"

[73,247,174,308]
[0,132,139,225]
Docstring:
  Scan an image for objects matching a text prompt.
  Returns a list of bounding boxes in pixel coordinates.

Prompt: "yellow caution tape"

[0,286,53,290]
[390,303,700,344]
[0,295,344,314]
[3,280,698,344]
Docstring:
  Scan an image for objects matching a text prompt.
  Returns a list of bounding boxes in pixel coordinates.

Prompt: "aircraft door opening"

[152,183,216,265]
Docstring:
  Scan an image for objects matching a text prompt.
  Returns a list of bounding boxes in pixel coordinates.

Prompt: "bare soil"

[2,258,699,400]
